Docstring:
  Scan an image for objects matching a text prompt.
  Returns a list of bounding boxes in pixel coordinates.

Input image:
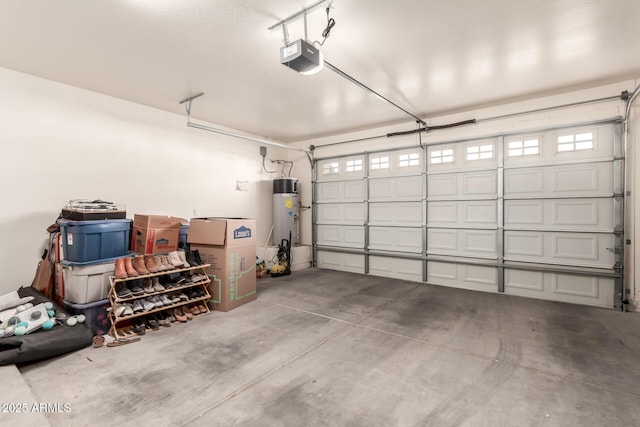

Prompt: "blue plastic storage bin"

[59,219,132,263]
[63,299,111,335]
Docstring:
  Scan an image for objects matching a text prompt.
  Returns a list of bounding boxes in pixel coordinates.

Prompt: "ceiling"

[1,0,639,143]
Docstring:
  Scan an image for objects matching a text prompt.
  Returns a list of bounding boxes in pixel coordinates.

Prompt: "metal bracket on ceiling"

[179,92,205,118]
[268,0,332,33]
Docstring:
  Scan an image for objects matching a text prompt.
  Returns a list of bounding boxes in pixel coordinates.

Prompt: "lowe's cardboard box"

[188,218,256,311]
[132,214,182,255]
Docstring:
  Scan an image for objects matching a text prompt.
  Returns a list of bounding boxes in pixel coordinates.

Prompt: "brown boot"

[144,255,157,273]
[133,255,149,275]
[124,257,139,277]
[115,257,128,279]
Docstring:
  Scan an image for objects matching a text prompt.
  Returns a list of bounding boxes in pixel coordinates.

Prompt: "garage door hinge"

[606,247,623,254]
[614,262,624,271]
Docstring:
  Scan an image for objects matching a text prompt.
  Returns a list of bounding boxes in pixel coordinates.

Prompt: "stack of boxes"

[188,218,257,311]
[131,214,183,255]
[57,218,132,335]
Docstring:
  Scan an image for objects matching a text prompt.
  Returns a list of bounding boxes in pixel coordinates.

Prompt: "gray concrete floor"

[7,268,640,426]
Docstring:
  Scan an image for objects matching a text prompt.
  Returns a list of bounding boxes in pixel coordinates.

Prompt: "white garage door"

[313,120,624,308]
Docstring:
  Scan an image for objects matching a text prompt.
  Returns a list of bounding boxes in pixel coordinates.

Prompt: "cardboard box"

[188,218,256,311]
[188,218,255,247]
[131,214,182,255]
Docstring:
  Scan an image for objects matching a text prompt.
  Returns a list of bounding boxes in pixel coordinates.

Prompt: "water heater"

[273,178,299,246]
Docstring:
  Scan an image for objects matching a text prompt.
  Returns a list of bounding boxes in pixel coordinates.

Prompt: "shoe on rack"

[142,298,155,312]
[184,309,194,321]
[189,305,201,315]
[150,295,164,309]
[157,313,170,327]
[166,311,176,323]
[169,294,181,304]
[133,255,149,275]
[144,255,158,273]
[142,279,154,294]
[132,319,146,335]
[132,299,144,313]
[161,255,174,271]
[115,282,133,298]
[168,251,185,268]
[159,294,173,306]
[124,257,139,277]
[197,304,207,314]
[114,303,127,316]
[115,258,128,279]
[186,250,198,267]
[177,250,190,268]
[122,303,134,316]
[177,293,189,302]
[193,250,204,266]
[145,316,160,331]
[128,281,145,296]
[152,277,165,292]
[173,308,188,323]
[154,256,166,272]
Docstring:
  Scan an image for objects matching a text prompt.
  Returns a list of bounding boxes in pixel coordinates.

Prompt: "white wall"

[0,67,291,296]
[291,77,640,308]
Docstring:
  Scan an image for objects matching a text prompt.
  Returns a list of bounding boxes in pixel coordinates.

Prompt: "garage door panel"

[504,231,615,267]
[317,181,365,202]
[316,225,364,248]
[317,203,365,224]
[369,226,422,253]
[505,269,614,308]
[427,229,497,258]
[504,162,613,198]
[369,175,423,201]
[370,202,423,227]
[505,198,615,231]
[317,251,365,274]
[369,256,422,281]
[427,262,497,292]
[429,201,497,228]
[428,171,497,200]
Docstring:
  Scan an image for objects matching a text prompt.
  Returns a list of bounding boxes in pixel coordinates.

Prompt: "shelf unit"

[107,263,211,339]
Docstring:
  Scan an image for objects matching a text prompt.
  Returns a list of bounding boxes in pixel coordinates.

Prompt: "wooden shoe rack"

[107,263,211,339]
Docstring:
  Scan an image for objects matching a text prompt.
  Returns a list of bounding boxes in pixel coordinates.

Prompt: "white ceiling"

[1,0,639,143]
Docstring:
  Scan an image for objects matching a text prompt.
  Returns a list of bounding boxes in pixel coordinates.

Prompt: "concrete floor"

[4,268,640,426]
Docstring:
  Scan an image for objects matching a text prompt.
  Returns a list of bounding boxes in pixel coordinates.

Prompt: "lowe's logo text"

[234,226,252,239]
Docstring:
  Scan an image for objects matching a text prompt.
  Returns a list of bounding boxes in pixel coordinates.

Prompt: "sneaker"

[159,295,173,306]
[177,293,189,301]
[128,281,145,296]
[145,316,160,331]
[169,294,181,304]
[116,282,133,298]
[133,319,146,335]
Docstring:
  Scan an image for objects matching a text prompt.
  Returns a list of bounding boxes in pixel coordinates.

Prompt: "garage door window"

[557,131,594,152]
[399,152,420,167]
[508,138,540,157]
[323,162,339,175]
[430,148,454,164]
[346,159,363,172]
[466,144,494,161]
[371,156,389,170]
